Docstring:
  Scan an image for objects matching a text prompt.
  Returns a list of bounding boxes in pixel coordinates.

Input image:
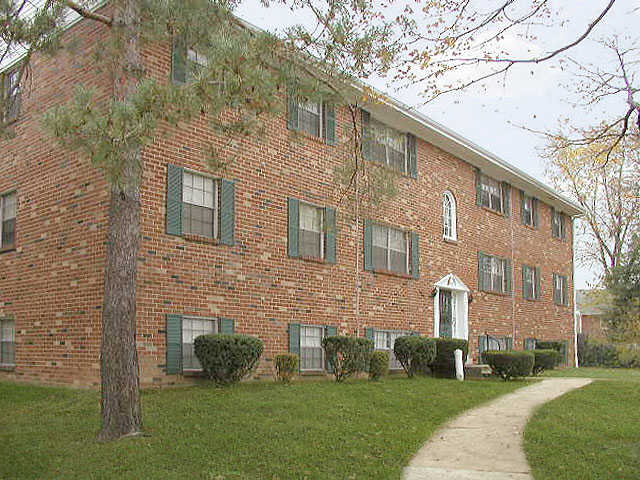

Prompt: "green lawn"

[526,370,640,480]
[542,367,640,381]
[0,377,522,480]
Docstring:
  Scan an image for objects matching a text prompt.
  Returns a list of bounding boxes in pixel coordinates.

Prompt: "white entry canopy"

[434,274,470,293]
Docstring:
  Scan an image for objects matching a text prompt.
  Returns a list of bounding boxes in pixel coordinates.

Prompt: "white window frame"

[0,191,17,250]
[483,255,508,294]
[374,329,411,370]
[298,201,325,260]
[523,266,537,299]
[552,211,566,239]
[443,190,457,241]
[523,195,534,226]
[555,275,568,306]
[182,316,218,372]
[480,174,503,212]
[182,169,219,239]
[296,100,324,139]
[369,117,408,174]
[300,324,325,372]
[0,318,16,367]
[372,224,410,275]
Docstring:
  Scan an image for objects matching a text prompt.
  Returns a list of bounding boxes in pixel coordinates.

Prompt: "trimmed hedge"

[484,350,534,381]
[369,351,389,381]
[322,336,374,382]
[194,334,264,385]
[616,345,640,368]
[533,349,561,376]
[431,338,469,378]
[394,336,437,378]
[578,335,618,367]
[274,353,298,383]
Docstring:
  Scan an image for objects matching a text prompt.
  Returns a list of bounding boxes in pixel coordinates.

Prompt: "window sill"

[182,234,220,246]
[294,255,329,265]
[480,206,506,217]
[289,127,334,147]
[0,246,16,254]
[369,268,414,280]
[443,237,458,245]
[479,289,513,298]
[182,369,206,377]
[551,236,568,243]
[299,370,327,376]
[0,364,16,372]
[366,159,415,181]
[522,223,538,231]
[523,297,540,303]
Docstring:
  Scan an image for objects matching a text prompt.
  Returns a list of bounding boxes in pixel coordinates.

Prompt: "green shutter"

[411,231,420,279]
[478,252,485,291]
[289,323,300,355]
[366,327,374,342]
[220,318,235,334]
[220,179,235,246]
[502,182,511,217]
[505,258,513,295]
[325,206,337,264]
[288,198,300,258]
[522,266,529,300]
[506,337,513,350]
[166,314,183,374]
[172,37,187,84]
[552,208,558,238]
[553,274,560,305]
[407,133,418,179]
[533,198,539,228]
[562,215,568,241]
[520,191,526,225]
[478,335,489,360]
[287,89,299,131]
[563,276,569,306]
[361,109,371,161]
[166,164,183,236]
[535,267,542,300]
[475,169,483,206]
[364,219,373,271]
[323,102,336,145]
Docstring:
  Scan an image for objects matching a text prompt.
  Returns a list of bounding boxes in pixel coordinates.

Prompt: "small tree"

[393,336,436,378]
[322,336,373,383]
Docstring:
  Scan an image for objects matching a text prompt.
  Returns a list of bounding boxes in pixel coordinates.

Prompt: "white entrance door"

[433,274,470,341]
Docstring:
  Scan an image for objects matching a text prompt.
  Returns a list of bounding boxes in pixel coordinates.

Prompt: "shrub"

[194,334,264,385]
[484,350,534,381]
[578,337,618,367]
[533,349,561,376]
[369,351,389,381]
[394,336,437,378]
[616,345,640,368]
[431,338,470,378]
[322,336,374,382]
[274,353,299,383]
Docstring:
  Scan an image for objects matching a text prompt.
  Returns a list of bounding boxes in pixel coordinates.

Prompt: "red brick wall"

[0,17,112,386]
[0,16,576,387]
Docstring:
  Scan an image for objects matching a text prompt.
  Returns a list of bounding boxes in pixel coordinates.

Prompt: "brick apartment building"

[0,11,583,387]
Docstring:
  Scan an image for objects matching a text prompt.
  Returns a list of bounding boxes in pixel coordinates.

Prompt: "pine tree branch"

[64,0,112,27]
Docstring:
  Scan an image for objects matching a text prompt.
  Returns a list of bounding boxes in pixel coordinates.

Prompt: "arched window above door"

[443,191,457,241]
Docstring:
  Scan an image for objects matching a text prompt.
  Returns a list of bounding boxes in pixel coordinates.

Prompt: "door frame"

[433,274,470,341]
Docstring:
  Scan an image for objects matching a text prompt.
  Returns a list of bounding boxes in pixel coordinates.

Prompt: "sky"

[236,0,639,290]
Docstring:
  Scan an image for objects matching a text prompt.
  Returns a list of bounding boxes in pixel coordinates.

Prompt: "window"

[521,194,537,227]
[368,117,408,173]
[300,325,324,371]
[554,274,569,306]
[523,265,540,300]
[552,210,566,240]
[0,318,15,366]
[182,171,218,238]
[1,66,21,122]
[182,317,217,370]
[0,191,16,250]
[479,253,512,294]
[297,101,322,138]
[374,330,410,370]
[479,335,513,357]
[299,202,325,259]
[443,191,457,241]
[479,174,503,212]
[372,224,409,275]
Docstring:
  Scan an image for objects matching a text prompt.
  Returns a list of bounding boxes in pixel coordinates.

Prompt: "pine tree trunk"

[97,0,143,442]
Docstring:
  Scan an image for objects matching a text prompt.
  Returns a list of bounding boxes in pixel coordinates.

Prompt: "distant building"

[576,290,608,339]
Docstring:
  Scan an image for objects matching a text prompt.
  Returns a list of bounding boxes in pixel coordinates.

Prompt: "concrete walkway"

[404,378,592,480]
